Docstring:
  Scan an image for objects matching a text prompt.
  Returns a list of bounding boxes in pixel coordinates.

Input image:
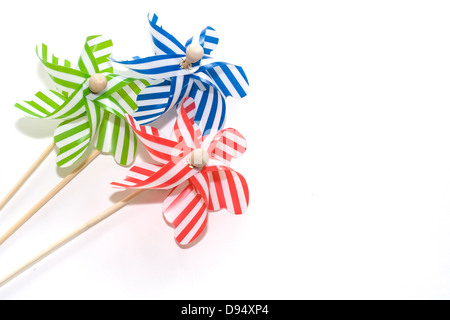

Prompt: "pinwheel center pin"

[187,148,209,168]
[89,73,108,93]
[180,44,204,70]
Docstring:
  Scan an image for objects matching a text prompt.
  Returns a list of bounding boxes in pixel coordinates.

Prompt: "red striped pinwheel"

[111,98,249,245]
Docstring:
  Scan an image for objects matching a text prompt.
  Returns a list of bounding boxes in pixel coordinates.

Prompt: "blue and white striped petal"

[134,80,172,125]
[198,62,249,99]
[110,54,189,79]
[133,76,192,125]
[190,84,226,135]
[148,13,186,55]
[133,76,225,134]
[185,26,219,56]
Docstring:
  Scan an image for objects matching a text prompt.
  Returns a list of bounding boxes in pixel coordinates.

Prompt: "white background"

[1,0,450,300]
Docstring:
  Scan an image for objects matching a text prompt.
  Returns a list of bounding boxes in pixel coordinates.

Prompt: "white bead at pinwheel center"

[89,73,108,93]
[185,44,204,63]
[188,149,209,168]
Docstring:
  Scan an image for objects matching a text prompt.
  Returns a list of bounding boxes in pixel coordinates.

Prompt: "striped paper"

[16,35,150,167]
[111,13,249,136]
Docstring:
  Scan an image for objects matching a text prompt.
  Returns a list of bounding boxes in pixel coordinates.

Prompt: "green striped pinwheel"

[15,35,150,167]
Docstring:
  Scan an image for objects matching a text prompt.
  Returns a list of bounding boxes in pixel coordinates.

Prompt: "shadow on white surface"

[15,117,56,139]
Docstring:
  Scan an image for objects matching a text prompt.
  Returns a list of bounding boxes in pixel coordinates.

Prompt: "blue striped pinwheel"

[15,35,150,168]
[111,13,249,135]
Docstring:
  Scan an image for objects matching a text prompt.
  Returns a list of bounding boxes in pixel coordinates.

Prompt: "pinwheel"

[111,13,250,135]
[0,35,150,245]
[111,97,249,245]
[18,35,150,167]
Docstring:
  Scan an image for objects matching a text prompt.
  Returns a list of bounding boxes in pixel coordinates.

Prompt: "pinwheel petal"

[134,75,226,135]
[189,172,210,206]
[107,78,151,116]
[15,90,66,119]
[199,62,249,99]
[85,76,150,124]
[139,157,200,189]
[95,111,138,166]
[206,168,249,215]
[126,114,178,165]
[110,162,162,188]
[86,74,141,102]
[190,82,226,135]
[112,154,199,190]
[134,76,192,126]
[173,97,202,148]
[208,128,247,165]
[110,54,189,79]
[36,43,88,97]
[134,80,173,125]
[148,13,186,55]
[185,26,219,56]
[77,35,114,75]
[85,100,103,137]
[54,112,92,168]
[94,98,127,121]
[45,85,87,120]
[163,181,208,245]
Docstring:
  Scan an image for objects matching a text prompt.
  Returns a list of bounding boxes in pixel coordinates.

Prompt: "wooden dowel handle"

[0,150,101,246]
[0,141,55,211]
[0,189,146,288]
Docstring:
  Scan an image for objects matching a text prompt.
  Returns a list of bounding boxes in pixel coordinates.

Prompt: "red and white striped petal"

[163,182,208,245]
[126,114,179,164]
[110,162,162,188]
[189,171,210,205]
[206,168,249,215]
[208,128,247,165]
[111,156,201,190]
[181,97,196,122]
[173,98,202,149]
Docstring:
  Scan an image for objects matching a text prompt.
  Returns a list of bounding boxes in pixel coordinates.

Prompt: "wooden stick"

[0,141,55,211]
[0,149,102,246]
[0,189,146,288]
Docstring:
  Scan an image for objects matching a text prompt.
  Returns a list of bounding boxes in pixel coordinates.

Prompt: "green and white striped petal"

[46,85,88,120]
[87,74,138,101]
[109,78,151,115]
[93,78,151,119]
[93,98,127,122]
[15,90,66,118]
[36,43,88,97]
[95,111,137,166]
[77,35,114,75]
[85,100,103,138]
[53,112,93,168]
[90,78,151,166]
